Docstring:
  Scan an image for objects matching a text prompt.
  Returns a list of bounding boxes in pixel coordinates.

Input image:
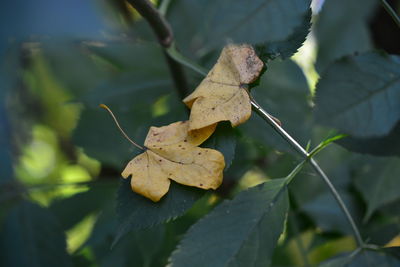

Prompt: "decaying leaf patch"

[183,44,264,131]
[121,121,225,202]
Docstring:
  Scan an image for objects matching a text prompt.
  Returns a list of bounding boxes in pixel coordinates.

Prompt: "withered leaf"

[121,121,225,202]
[183,44,264,131]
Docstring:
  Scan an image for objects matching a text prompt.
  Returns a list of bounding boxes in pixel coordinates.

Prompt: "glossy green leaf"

[315,0,376,72]
[113,178,204,247]
[337,122,400,157]
[314,52,400,137]
[353,156,400,221]
[0,201,71,267]
[168,0,311,58]
[169,179,289,267]
[319,249,400,267]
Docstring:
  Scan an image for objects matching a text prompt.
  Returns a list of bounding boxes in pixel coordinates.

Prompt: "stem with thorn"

[126,0,364,248]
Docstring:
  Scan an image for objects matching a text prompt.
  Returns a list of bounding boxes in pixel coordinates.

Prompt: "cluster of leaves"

[1,0,400,266]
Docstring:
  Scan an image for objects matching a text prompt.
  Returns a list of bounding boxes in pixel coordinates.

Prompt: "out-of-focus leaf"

[169,179,289,267]
[41,42,111,98]
[353,156,400,221]
[0,0,109,40]
[49,182,117,231]
[337,121,400,157]
[244,59,312,153]
[315,0,377,72]
[319,249,400,267]
[0,105,13,184]
[256,8,312,61]
[168,0,311,58]
[0,201,71,267]
[113,178,204,247]
[202,122,237,169]
[314,52,400,137]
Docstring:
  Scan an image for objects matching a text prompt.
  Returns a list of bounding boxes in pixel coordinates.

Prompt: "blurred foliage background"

[1,0,400,266]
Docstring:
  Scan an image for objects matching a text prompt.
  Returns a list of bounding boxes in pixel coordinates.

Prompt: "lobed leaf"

[169,179,289,267]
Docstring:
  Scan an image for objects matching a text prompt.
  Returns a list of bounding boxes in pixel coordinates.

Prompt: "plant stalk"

[126,0,173,47]
[380,0,400,29]
[250,98,364,247]
[126,0,190,97]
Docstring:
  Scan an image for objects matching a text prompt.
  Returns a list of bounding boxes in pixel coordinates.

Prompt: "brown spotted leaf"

[121,121,225,202]
[183,44,264,131]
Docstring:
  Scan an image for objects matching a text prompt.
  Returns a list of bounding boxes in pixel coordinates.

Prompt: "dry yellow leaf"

[121,121,225,202]
[183,44,264,131]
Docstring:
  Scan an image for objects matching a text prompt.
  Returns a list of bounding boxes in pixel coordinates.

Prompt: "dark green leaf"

[319,249,400,267]
[113,178,204,247]
[0,201,71,267]
[168,0,311,58]
[353,156,400,221]
[337,121,400,157]
[256,8,312,61]
[169,179,289,267]
[314,52,400,137]
[245,59,312,153]
[202,122,237,169]
[315,0,377,72]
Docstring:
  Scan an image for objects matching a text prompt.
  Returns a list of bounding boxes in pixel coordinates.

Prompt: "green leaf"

[169,179,289,267]
[244,59,312,153]
[168,0,311,58]
[49,183,117,231]
[314,52,400,137]
[337,122,400,157]
[113,178,204,247]
[353,156,400,221]
[315,0,376,72]
[256,8,312,61]
[0,201,71,267]
[319,249,400,267]
[202,122,237,169]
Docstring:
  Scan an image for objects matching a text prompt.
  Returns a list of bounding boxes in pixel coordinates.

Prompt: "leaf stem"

[250,98,364,247]
[100,104,145,151]
[380,0,400,29]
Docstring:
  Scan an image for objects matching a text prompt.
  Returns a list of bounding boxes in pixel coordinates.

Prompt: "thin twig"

[380,0,400,29]
[250,98,364,247]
